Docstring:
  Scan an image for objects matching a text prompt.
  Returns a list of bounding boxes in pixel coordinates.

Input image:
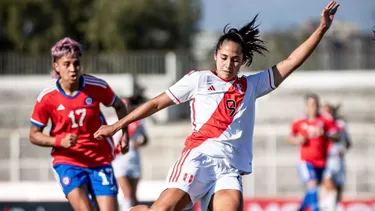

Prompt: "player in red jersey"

[94,2,339,211]
[29,37,128,211]
[288,93,338,211]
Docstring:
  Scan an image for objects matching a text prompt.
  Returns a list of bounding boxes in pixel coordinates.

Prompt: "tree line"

[0,0,201,54]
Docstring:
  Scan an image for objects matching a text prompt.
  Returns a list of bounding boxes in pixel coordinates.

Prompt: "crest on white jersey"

[57,104,65,111]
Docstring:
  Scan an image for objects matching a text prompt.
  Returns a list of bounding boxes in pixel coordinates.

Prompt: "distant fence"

[0,51,197,75]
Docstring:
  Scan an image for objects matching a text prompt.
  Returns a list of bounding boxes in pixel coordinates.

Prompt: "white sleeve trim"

[109,95,117,106]
[165,89,181,104]
[267,68,276,90]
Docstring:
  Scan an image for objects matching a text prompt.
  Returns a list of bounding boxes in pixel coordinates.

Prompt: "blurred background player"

[94,2,340,211]
[29,37,128,211]
[107,95,149,211]
[288,93,339,211]
[321,103,352,210]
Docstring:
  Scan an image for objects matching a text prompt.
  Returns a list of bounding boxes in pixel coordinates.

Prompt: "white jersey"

[165,69,276,174]
[327,120,350,167]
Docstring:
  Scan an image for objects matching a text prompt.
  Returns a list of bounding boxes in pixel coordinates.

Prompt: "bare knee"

[209,190,242,211]
[322,178,336,191]
[305,180,318,189]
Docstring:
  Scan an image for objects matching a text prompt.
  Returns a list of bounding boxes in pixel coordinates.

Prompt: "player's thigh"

[209,189,243,211]
[89,164,119,211]
[117,176,132,198]
[202,175,243,211]
[322,177,336,191]
[67,184,96,211]
[96,196,118,211]
[151,188,192,211]
[128,177,140,199]
[117,175,139,199]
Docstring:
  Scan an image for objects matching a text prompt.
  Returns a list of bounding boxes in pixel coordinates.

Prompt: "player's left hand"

[119,132,129,154]
[320,1,340,31]
[94,125,116,140]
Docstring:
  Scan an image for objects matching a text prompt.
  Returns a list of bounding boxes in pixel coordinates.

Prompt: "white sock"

[321,191,337,211]
[119,198,132,211]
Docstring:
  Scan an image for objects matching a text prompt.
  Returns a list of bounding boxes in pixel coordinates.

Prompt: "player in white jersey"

[108,97,149,211]
[94,2,339,211]
[321,103,351,210]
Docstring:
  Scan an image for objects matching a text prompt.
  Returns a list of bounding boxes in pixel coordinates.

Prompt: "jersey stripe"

[169,149,191,182]
[84,75,107,84]
[85,81,107,89]
[109,95,117,106]
[30,118,45,128]
[191,99,197,130]
[84,75,108,88]
[85,78,107,86]
[37,86,56,102]
[173,149,191,182]
[183,77,247,151]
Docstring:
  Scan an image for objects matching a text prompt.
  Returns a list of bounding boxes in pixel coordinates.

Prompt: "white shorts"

[323,159,345,185]
[112,153,141,178]
[165,149,243,210]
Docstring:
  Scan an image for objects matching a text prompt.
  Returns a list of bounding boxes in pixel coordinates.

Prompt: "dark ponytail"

[215,14,268,67]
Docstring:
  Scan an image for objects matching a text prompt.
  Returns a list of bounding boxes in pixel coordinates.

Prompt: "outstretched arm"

[94,70,200,139]
[272,1,339,87]
[114,93,174,131]
[94,93,175,139]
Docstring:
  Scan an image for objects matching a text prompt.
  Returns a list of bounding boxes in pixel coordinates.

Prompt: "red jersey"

[290,115,337,167]
[30,74,117,167]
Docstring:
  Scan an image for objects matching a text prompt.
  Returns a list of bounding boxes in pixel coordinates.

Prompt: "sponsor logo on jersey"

[57,104,65,111]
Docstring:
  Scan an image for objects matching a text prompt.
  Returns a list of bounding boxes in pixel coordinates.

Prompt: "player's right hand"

[296,134,307,145]
[320,1,339,31]
[94,125,116,140]
[61,134,77,148]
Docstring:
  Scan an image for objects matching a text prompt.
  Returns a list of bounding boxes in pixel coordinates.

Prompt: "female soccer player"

[29,37,128,211]
[321,103,351,210]
[94,1,340,211]
[107,97,149,211]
